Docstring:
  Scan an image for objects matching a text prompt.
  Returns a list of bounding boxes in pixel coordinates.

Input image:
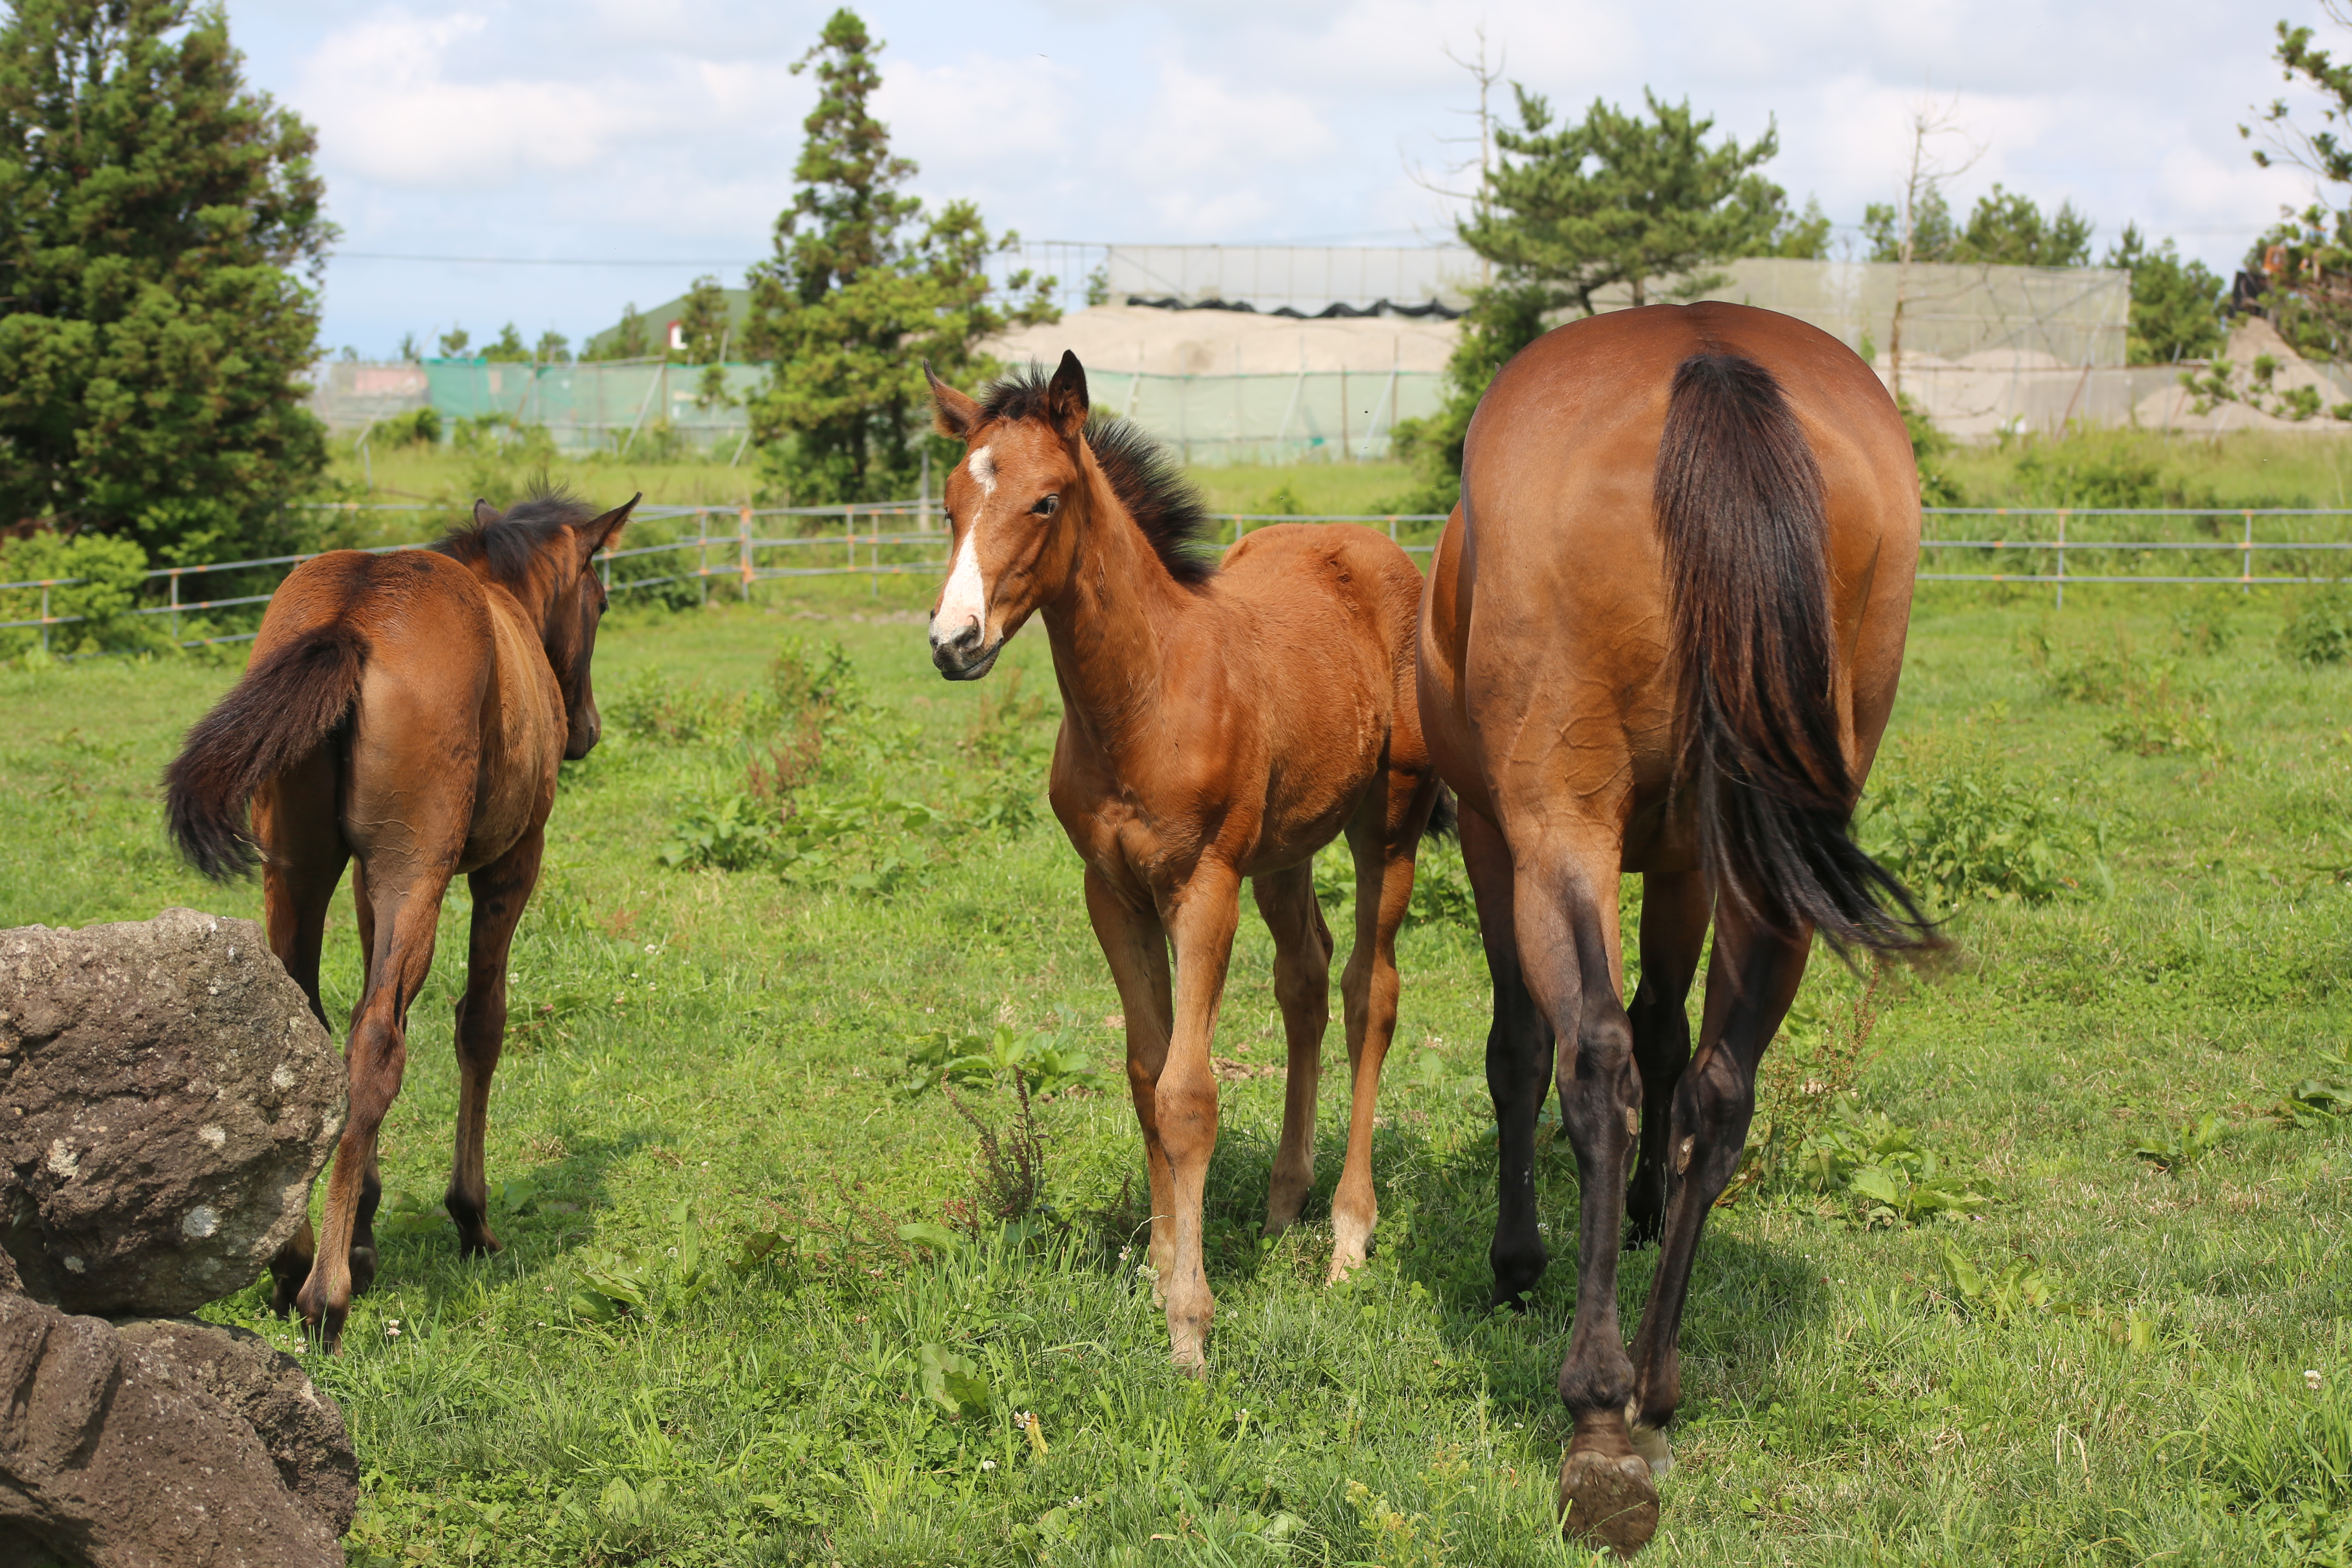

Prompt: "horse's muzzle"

[929,618,1002,681]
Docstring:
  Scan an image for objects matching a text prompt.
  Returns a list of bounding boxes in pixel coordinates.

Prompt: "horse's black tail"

[163,626,370,881]
[1653,352,1939,958]
[1422,785,1459,844]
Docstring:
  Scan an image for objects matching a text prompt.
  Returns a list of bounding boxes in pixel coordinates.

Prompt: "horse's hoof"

[460,1230,504,1260]
[294,1295,348,1356]
[1559,1447,1660,1556]
[347,1246,379,1298]
[1627,1419,1673,1480]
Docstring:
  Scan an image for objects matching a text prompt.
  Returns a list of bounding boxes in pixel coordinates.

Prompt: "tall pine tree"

[0,0,332,562]
[743,8,1054,504]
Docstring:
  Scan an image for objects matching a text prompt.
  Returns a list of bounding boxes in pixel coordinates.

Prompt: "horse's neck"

[1040,475,1197,756]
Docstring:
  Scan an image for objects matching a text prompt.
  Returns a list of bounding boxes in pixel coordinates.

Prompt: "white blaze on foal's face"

[933,444,995,643]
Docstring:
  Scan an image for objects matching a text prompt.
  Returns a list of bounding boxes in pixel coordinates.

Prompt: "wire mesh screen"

[1104,247,1485,312]
[1085,369,1446,464]
[308,359,764,452]
[1591,257,2132,367]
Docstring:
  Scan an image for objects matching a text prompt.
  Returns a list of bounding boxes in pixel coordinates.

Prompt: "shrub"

[371,407,441,446]
[2282,587,2352,666]
[1860,720,2105,906]
[0,532,163,658]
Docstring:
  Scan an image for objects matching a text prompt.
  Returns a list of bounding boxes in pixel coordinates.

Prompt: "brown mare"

[164,492,635,1348]
[1417,303,1937,1551]
[924,352,1447,1368]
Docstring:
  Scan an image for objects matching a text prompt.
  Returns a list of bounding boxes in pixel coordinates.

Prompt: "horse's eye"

[1033,494,1059,517]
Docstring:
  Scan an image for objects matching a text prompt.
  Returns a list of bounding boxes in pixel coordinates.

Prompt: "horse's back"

[1218,521,1423,670]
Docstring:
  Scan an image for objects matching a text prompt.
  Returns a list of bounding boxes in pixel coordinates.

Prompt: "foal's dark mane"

[432,490,597,587]
[981,365,1219,586]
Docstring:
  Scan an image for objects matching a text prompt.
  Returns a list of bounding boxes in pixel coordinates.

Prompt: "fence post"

[697,509,708,606]
[739,505,753,596]
[2055,508,2067,610]
[169,569,181,644]
[2243,509,2254,591]
[38,584,48,653]
[1388,514,1397,543]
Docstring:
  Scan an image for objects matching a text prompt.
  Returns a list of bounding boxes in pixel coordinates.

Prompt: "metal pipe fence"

[7,506,2351,651]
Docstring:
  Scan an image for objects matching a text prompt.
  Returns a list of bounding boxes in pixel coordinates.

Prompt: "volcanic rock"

[0,909,344,1317]
[0,1291,346,1567]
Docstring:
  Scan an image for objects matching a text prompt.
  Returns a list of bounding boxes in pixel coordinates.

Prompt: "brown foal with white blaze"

[1419,303,1939,1552]
[925,351,1446,1368]
[164,492,634,1349]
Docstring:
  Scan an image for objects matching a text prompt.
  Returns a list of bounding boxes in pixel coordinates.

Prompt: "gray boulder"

[0,1292,346,1567]
[111,1321,357,1538]
[0,909,344,1318]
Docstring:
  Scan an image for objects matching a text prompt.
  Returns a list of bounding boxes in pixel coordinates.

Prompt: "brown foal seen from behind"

[1417,303,1940,1552]
[164,491,635,1348]
[925,352,1446,1369]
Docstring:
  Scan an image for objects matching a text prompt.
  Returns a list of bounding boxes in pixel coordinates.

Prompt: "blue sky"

[226,0,2320,359]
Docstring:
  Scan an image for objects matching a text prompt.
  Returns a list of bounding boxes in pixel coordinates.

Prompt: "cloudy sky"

[225,0,2321,358]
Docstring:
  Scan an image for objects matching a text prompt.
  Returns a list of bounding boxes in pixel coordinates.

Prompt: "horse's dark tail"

[1422,785,1459,844]
[1653,352,1939,958]
[164,626,370,881]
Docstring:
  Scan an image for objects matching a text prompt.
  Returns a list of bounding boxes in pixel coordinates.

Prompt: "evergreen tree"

[1457,88,1788,315]
[742,8,1056,504]
[2240,12,2352,354]
[479,322,531,361]
[0,0,331,561]
[1864,188,1956,263]
[1953,184,2094,267]
[1393,87,1785,510]
[438,325,472,358]
[2105,225,2225,364]
[1751,194,1833,260]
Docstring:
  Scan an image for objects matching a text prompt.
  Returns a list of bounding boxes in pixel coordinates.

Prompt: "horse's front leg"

[1084,871,1177,1295]
[1156,865,1243,1372]
[445,826,544,1256]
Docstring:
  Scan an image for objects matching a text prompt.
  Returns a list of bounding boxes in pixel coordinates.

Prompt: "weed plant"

[1,577,2349,1564]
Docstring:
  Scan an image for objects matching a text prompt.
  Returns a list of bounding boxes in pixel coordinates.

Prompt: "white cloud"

[231,0,2316,352]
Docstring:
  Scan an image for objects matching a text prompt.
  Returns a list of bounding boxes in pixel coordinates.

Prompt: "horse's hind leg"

[296,857,453,1348]
[253,757,347,1316]
[1625,870,1708,1249]
[1511,833,1659,1555]
[1327,776,1433,1281]
[1625,907,1811,1461]
[1462,806,1554,1306]
[1251,862,1330,1237]
[445,826,544,1258]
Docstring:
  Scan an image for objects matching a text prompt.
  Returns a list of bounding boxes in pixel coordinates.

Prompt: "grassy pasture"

[2,562,2350,1565]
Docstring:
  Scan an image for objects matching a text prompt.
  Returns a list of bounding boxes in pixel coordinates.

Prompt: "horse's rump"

[164,550,404,879]
[1654,350,1933,956]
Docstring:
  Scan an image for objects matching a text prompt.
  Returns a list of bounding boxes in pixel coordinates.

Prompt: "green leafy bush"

[2282,587,2352,666]
[900,1022,1102,1100]
[370,407,441,446]
[659,792,775,871]
[0,532,163,657]
[1791,1102,1989,1225]
[1861,722,2105,906]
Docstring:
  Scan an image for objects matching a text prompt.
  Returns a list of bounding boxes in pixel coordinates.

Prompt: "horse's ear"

[926,361,980,439]
[472,498,499,529]
[1045,349,1089,440]
[575,493,639,570]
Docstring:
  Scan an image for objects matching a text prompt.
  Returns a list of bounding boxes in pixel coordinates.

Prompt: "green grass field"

[3,554,2350,1564]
